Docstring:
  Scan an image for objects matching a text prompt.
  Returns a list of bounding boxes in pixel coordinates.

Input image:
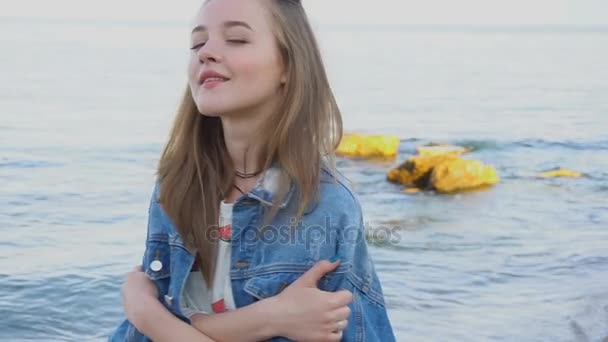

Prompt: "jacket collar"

[247,164,295,209]
[245,161,334,211]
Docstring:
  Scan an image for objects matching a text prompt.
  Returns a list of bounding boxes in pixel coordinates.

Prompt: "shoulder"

[146,180,173,235]
[320,166,361,206]
[313,166,363,225]
[149,180,162,211]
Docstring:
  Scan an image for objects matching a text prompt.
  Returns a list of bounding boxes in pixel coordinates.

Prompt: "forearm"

[132,295,280,342]
[190,298,279,342]
[132,296,215,342]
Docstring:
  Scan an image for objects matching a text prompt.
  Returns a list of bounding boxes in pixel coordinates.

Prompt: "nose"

[197,39,222,64]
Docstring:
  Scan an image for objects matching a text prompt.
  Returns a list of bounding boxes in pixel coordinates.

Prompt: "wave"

[448,138,608,152]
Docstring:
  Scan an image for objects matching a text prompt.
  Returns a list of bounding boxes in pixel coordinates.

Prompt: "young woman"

[109,0,395,341]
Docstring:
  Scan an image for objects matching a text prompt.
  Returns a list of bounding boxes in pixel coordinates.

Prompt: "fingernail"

[329,253,342,263]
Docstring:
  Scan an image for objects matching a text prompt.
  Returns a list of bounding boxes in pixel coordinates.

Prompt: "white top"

[181,201,236,318]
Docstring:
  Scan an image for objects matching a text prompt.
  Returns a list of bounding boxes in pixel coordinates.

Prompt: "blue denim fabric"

[108,165,396,341]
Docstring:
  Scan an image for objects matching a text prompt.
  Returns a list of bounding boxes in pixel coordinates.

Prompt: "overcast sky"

[1,0,607,27]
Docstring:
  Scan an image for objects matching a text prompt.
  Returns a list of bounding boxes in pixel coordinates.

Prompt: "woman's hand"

[121,265,158,328]
[269,260,353,342]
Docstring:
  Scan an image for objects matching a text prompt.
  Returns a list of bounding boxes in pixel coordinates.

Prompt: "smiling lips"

[199,70,230,89]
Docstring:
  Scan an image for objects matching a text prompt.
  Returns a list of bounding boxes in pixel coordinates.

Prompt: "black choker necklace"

[235,169,262,179]
[233,183,246,195]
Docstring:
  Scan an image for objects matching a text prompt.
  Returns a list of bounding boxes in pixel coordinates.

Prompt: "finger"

[327,289,353,308]
[334,319,348,331]
[132,265,142,272]
[291,260,340,287]
[326,330,343,342]
[330,306,351,322]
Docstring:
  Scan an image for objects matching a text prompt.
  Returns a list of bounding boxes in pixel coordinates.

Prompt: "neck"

[220,96,281,176]
[222,118,262,175]
[220,114,269,176]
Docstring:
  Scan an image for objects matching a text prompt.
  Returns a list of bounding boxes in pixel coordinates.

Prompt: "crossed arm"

[122,260,352,342]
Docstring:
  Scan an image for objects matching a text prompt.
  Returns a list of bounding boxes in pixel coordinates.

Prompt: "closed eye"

[227,39,247,44]
[190,42,206,50]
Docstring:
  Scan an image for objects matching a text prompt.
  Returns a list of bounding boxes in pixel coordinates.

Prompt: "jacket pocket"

[143,233,171,280]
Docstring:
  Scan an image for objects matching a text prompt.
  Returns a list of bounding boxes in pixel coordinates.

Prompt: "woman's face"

[188,0,286,117]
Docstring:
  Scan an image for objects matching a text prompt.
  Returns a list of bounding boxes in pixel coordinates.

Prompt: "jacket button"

[164,295,173,306]
[235,261,249,268]
[150,249,163,272]
[150,260,163,272]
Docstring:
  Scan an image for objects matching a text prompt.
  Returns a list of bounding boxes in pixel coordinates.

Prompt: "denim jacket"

[109,165,395,341]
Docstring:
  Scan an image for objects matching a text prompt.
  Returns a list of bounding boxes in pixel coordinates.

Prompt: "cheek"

[234,54,282,87]
[187,57,199,86]
[235,59,265,81]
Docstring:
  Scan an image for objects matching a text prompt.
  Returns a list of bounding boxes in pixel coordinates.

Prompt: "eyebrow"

[191,21,253,34]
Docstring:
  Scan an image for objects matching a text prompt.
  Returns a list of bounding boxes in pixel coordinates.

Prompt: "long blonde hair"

[157,0,343,286]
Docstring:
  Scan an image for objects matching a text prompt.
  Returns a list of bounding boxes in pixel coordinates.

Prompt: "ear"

[280,72,287,85]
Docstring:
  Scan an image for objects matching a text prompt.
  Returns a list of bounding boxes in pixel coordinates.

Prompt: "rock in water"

[416,144,470,157]
[387,154,459,187]
[430,159,500,193]
[337,133,400,159]
[538,168,582,178]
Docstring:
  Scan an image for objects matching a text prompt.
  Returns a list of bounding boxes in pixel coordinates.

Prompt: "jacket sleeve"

[336,197,397,342]
[108,319,148,342]
[107,183,167,342]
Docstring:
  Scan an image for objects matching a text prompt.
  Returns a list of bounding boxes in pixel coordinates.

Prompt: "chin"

[194,97,225,116]
[196,100,255,118]
[199,111,222,118]
[196,103,237,117]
